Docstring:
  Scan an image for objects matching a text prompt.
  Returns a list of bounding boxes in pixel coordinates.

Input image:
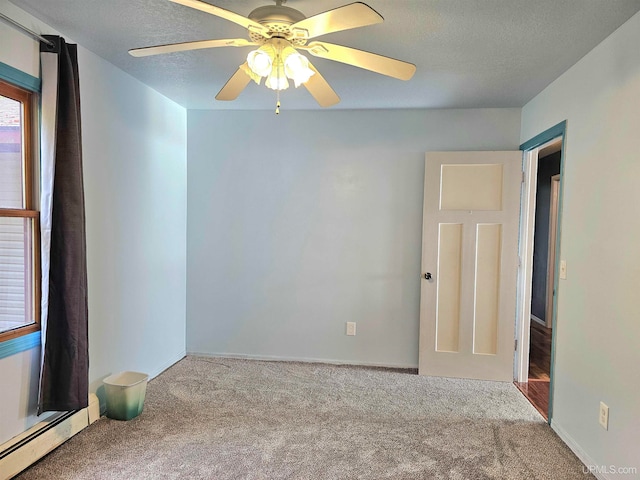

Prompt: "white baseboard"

[551,420,610,480]
[186,351,418,370]
[0,409,89,480]
[148,350,187,380]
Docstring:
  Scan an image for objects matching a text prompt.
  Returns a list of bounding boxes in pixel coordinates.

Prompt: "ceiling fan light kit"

[129,0,416,110]
[246,39,315,90]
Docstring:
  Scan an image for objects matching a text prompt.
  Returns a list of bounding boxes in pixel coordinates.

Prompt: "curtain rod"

[0,12,55,47]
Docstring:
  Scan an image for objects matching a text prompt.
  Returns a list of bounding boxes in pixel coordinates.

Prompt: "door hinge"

[522,171,526,183]
[514,339,518,351]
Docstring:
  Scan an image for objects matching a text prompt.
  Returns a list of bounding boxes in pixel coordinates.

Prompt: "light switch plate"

[559,260,567,279]
[599,401,609,430]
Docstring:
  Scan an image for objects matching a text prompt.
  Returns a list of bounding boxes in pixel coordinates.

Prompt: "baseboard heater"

[0,395,99,480]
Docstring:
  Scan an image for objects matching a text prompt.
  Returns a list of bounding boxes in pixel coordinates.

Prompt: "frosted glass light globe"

[247,50,273,77]
[284,53,314,87]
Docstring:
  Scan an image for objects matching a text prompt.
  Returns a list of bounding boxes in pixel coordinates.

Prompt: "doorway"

[514,121,566,423]
[515,144,561,419]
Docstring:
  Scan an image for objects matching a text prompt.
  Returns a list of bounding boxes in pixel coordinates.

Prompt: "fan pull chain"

[276,90,281,115]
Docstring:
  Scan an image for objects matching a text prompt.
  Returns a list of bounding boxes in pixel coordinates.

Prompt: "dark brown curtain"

[38,36,88,414]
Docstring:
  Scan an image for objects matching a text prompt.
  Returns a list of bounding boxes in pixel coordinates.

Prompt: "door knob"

[424,272,432,280]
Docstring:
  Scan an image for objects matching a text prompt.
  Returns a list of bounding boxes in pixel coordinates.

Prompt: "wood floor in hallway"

[515,321,552,419]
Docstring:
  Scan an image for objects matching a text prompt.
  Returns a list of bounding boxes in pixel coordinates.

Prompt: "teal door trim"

[520,121,566,151]
[520,120,567,425]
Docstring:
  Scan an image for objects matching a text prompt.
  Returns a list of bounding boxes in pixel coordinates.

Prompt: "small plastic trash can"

[103,371,149,420]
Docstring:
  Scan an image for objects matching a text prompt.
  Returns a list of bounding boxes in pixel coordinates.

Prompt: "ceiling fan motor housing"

[248,5,308,45]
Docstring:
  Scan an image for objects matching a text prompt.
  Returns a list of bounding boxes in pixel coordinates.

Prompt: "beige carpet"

[17,357,592,479]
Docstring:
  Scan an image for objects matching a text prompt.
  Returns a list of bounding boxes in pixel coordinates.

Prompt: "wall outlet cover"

[346,322,356,336]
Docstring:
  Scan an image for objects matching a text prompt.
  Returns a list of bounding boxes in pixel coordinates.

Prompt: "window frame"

[0,79,41,343]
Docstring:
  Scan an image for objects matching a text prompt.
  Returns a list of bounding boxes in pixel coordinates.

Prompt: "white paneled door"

[419,151,521,381]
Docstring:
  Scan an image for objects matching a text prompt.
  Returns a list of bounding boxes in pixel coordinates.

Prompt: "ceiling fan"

[129,0,416,108]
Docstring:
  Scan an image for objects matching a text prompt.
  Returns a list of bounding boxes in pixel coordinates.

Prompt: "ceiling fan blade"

[303,62,340,107]
[302,42,416,81]
[170,0,269,37]
[215,63,251,101]
[290,2,383,40]
[129,38,257,57]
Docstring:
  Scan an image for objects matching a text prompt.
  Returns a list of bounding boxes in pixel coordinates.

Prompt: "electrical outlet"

[346,322,356,336]
[559,260,567,279]
[599,402,609,430]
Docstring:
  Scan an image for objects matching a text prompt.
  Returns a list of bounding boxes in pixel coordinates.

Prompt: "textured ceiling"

[8,0,640,110]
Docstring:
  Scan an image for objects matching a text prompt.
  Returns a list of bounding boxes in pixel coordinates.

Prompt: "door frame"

[515,121,567,423]
[545,174,561,328]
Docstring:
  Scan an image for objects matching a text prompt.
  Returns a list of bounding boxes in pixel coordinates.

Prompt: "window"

[0,79,39,342]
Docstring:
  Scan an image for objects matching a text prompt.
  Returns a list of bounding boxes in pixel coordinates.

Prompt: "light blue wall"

[186,108,521,367]
[80,45,188,399]
[521,10,640,473]
[0,2,188,443]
